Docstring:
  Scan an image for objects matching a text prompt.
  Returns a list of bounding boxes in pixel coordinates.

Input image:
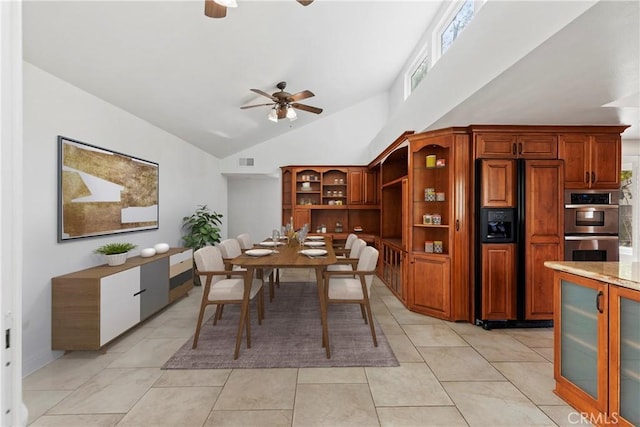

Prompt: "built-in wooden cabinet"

[52,248,193,351]
[559,132,622,189]
[281,165,380,239]
[475,132,558,159]
[552,270,640,427]
[523,160,564,320]
[404,128,470,321]
[481,243,516,320]
[348,167,378,205]
[480,159,516,208]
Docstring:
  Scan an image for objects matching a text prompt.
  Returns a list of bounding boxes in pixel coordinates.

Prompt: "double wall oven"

[564,189,619,261]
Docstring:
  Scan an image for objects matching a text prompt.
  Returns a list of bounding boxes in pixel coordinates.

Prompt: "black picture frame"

[57,136,159,241]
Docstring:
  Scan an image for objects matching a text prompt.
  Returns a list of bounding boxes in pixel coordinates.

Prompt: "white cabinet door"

[100,267,140,345]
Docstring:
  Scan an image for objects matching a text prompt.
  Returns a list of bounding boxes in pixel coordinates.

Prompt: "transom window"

[410,56,429,92]
[440,0,475,54]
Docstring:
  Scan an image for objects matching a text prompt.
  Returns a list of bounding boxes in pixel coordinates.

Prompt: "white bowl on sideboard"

[154,243,170,254]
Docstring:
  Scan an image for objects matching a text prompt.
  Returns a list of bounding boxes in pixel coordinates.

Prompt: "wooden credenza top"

[53,247,190,280]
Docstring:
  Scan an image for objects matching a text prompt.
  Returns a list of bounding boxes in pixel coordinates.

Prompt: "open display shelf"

[413,143,450,255]
[282,165,380,238]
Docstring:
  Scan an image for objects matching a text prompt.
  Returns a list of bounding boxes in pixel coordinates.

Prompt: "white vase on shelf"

[105,253,128,266]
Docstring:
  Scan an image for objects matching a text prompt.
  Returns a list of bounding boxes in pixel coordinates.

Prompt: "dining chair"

[236,233,280,293]
[323,245,380,347]
[192,246,264,359]
[221,238,276,302]
[327,238,366,272]
[334,233,358,258]
[236,233,252,251]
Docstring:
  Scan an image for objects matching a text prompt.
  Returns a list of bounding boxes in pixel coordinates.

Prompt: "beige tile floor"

[24,269,590,427]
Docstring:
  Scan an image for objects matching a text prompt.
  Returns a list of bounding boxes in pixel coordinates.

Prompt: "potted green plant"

[182,205,223,250]
[182,205,223,285]
[94,242,137,266]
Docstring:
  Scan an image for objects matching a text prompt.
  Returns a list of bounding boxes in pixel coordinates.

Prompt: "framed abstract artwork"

[57,136,159,241]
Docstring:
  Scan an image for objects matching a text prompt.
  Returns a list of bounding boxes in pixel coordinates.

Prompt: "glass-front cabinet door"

[610,285,640,427]
[555,273,608,414]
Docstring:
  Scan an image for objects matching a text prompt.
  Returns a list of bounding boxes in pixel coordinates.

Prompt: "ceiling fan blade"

[250,88,277,101]
[240,103,275,109]
[204,0,226,18]
[297,0,314,6]
[286,90,315,103]
[291,103,323,114]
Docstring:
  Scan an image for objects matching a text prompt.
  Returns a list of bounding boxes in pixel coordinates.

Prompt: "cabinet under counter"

[545,261,640,427]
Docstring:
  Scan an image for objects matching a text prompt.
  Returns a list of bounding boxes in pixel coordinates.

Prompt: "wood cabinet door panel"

[481,244,516,320]
[525,160,564,239]
[559,134,590,188]
[525,243,560,320]
[348,169,364,205]
[517,135,558,159]
[293,209,311,230]
[476,133,517,158]
[591,134,621,188]
[525,160,563,320]
[364,169,378,204]
[410,255,450,319]
[481,159,516,207]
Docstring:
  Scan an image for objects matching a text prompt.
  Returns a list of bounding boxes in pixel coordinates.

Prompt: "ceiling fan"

[205,0,313,19]
[241,81,323,122]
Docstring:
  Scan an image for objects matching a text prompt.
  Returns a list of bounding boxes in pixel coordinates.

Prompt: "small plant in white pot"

[94,242,137,266]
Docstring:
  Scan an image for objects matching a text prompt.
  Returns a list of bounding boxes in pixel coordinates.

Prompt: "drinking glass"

[298,228,307,247]
[272,229,280,243]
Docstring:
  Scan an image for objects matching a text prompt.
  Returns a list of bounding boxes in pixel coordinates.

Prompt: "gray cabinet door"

[140,258,169,320]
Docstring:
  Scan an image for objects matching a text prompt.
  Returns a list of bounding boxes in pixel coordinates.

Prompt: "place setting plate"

[258,241,284,247]
[299,249,328,257]
[306,236,324,241]
[304,241,326,247]
[244,249,274,257]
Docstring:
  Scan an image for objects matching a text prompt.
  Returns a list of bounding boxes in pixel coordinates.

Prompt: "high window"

[410,56,429,92]
[440,0,475,55]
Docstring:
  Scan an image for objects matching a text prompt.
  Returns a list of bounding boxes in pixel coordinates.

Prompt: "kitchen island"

[544,261,639,427]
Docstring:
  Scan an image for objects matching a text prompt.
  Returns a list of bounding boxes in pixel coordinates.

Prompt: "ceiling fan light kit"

[213,0,237,8]
[241,81,323,123]
[268,108,279,123]
[206,0,313,19]
[286,106,297,121]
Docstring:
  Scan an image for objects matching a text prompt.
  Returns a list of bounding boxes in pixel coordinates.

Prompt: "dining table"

[229,236,337,358]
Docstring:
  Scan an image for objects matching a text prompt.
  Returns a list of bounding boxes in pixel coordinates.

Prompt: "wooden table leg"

[315,266,331,358]
[234,267,253,359]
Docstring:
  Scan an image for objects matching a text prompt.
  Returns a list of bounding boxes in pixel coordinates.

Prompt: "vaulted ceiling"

[22,1,639,159]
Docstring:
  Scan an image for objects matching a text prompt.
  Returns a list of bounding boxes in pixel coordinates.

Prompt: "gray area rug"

[163,282,399,369]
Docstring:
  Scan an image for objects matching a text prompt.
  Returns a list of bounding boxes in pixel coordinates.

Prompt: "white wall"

[227,175,280,243]
[22,63,227,375]
[373,0,598,159]
[623,139,640,157]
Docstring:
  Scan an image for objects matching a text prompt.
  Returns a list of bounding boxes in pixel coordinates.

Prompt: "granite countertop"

[544,261,640,292]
